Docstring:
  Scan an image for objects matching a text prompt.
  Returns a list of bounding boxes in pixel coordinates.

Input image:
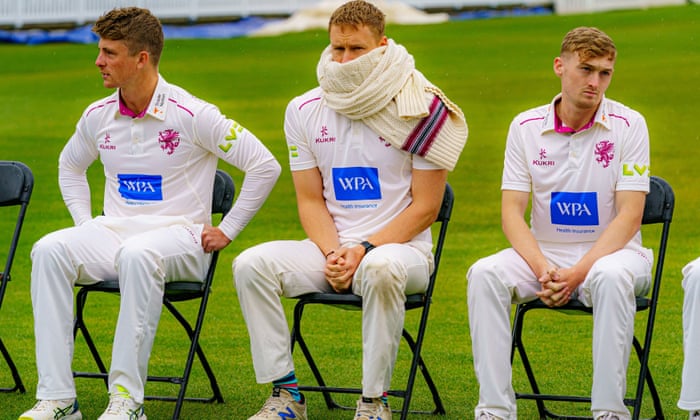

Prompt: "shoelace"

[104,393,131,414]
[356,400,383,418]
[257,395,288,415]
[31,400,75,417]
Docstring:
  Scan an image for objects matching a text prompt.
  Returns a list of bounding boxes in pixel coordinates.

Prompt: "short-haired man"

[467,27,651,420]
[19,7,280,420]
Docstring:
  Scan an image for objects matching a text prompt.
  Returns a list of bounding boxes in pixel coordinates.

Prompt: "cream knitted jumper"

[317,39,468,171]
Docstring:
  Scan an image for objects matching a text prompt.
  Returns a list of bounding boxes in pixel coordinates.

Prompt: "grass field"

[1,4,699,419]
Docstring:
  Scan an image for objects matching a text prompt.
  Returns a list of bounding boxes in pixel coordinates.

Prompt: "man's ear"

[553,56,563,77]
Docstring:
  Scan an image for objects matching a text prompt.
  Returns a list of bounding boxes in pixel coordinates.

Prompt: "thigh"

[353,242,432,296]
[35,221,122,284]
[468,248,542,304]
[234,239,331,297]
[120,224,210,282]
[578,248,653,306]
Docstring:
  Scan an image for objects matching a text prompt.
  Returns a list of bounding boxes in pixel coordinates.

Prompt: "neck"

[555,99,598,132]
[120,71,159,116]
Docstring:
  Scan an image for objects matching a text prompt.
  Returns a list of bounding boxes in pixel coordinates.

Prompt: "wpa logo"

[332,167,381,201]
[117,174,163,201]
[550,191,599,226]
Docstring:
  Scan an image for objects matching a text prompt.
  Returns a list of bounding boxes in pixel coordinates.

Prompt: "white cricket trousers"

[467,242,652,420]
[679,257,700,412]
[30,216,209,403]
[233,239,432,398]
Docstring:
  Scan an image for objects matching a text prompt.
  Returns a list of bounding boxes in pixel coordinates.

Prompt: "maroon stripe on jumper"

[401,95,448,156]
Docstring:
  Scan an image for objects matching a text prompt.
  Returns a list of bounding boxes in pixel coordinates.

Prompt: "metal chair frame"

[72,169,234,419]
[290,183,454,420]
[510,176,674,420]
[0,160,33,394]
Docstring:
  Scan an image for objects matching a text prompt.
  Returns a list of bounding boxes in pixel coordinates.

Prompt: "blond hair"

[561,26,616,61]
[328,0,385,39]
[93,7,164,66]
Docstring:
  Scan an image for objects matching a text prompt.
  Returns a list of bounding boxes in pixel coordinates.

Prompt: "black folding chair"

[72,169,234,419]
[290,183,454,420]
[0,161,33,394]
[511,175,674,419]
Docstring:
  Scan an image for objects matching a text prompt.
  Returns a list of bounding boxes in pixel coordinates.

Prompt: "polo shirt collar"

[116,75,169,121]
[542,93,612,134]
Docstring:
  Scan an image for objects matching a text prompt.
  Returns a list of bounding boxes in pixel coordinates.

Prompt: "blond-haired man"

[233,1,467,419]
[467,27,651,420]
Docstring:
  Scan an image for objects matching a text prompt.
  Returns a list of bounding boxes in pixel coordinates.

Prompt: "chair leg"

[292,302,341,410]
[511,306,548,419]
[72,288,109,387]
[629,337,663,420]
[0,336,25,393]
[163,298,224,420]
[400,328,445,419]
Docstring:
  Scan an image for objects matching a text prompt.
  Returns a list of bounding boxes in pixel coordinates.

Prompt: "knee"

[357,253,403,294]
[683,260,700,295]
[116,241,160,274]
[467,258,501,298]
[31,233,65,263]
[233,245,269,289]
[587,263,634,296]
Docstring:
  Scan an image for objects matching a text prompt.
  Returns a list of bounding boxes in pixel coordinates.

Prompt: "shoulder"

[511,103,549,128]
[286,86,324,115]
[601,97,646,128]
[82,91,119,120]
[162,81,215,117]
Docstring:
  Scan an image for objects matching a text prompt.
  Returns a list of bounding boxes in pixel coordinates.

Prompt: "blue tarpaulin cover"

[0,7,551,45]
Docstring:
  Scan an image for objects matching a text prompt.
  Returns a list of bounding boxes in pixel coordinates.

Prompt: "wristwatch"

[360,240,376,254]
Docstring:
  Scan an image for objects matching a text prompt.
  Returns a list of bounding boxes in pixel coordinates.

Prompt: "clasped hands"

[536,267,573,307]
[324,245,364,293]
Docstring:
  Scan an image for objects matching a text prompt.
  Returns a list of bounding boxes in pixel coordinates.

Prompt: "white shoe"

[97,385,146,420]
[248,387,307,420]
[690,410,700,420]
[476,410,503,420]
[18,399,82,420]
[595,412,627,420]
[355,397,391,420]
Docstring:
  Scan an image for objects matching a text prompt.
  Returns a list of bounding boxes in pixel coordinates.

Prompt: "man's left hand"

[201,225,231,253]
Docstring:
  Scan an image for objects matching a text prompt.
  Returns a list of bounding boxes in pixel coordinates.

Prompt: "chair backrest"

[642,176,674,226]
[432,183,454,274]
[212,169,235,217]
[641,175,675,304]
[421,183,454,301]
[0,161,34,305]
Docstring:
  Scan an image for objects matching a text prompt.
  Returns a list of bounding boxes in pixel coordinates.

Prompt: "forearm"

[503,213,550,278]
[366,202,436,246]
[217,158,281,240]
[298,200,339,256]
[58,163,92,226]
[369,168,446,246]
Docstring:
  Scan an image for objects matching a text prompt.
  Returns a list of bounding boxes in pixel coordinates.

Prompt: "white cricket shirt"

[284,87,441,244]
[59,76,280,240]
[502,95,650,244]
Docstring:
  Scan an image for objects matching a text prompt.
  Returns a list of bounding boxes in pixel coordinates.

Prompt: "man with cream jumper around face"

[233,1,467,419]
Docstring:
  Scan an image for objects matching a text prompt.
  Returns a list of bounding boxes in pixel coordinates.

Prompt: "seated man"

[679,258,700,419]
[467,27,651,420]
[233,1,467,419]
[20,7,280,420]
